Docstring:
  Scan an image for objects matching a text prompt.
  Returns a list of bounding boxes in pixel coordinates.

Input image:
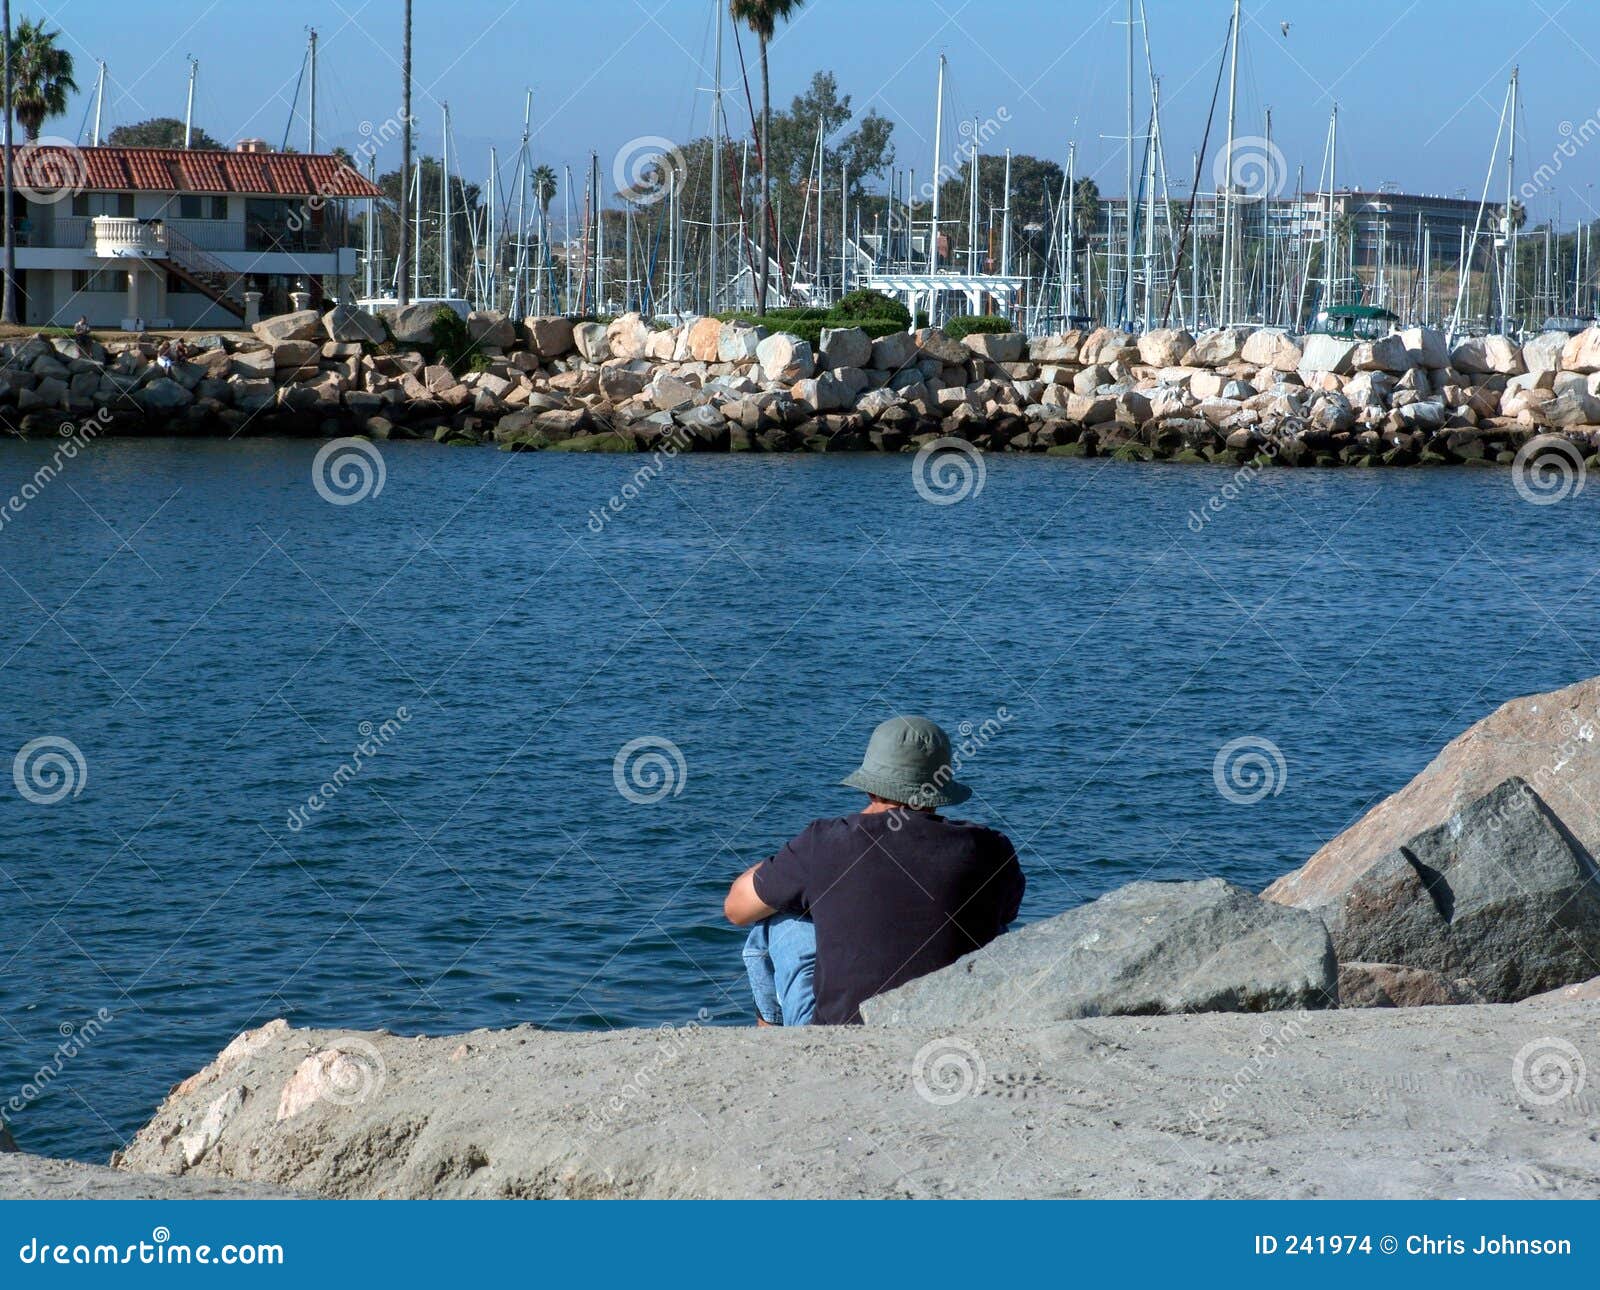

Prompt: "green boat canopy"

[1322,304,1400,320]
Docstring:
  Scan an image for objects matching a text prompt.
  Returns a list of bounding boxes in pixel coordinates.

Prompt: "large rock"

[913,327,971,366]
[251,309,321,345]
[382,302,445,346]
[1522,975,1600,1004]
[1298,334,1357,376]
[1352,334,1411,373]
[322,304,385,344]
[1241,328,1302,371]
[1138,328,1195,368]
[1337,962,1486,1008]
[860,878,1337,1027]
[525,316,575,359]
[1542,387,1600,427]
[1561,326,1600,373]
[756,332,815,384]
[605,312,652,362]
[1187,327,1249,367]
[1284,778,1600,1001]
[1268,676,1600,914]
[962,331,1026,363]
[99,1008,1600,1199]
[134,378,195,411]
[869,330,919,372]
[1523,330,1569,374]
[1399,326,1450,369]
[686,316,723,362]
[717,325,764,364]
[1451,334,1525,376]
[817,326,872,371]
[467,309,517,350]
[573,321,611,363]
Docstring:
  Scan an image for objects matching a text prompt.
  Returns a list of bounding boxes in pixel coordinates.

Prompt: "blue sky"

[35,0,1600,224]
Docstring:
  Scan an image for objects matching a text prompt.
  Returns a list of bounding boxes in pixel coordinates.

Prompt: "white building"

[8,139,382,330]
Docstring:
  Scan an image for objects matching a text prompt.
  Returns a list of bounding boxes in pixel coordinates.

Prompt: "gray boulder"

[383,302,443,346]
[467,309,517,350]
[322,304,385,344]
[963,331,1026,363]
[1298,333,1357,376]
[818,326,873,371]
[860,878,1338,1027]
[526,316,575,359]
[1310,778,1600,1002]
[869,331,918,372]
[134,378,195,411]
[251,309,321,344]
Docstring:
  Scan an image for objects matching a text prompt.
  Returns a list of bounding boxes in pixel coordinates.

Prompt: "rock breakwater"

[6,303,1600,474]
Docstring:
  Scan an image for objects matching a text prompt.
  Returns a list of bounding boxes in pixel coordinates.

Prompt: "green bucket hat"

[841,716,972,809]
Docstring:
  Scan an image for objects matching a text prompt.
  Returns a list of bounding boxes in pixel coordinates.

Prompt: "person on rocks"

[73,315,92,356]
[155,339,174,373]
[724,716,1024,1025]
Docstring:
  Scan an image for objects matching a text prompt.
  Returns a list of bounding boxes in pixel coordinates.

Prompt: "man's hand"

[724,864,777,926]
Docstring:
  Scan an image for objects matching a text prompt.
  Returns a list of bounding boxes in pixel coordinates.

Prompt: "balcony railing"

[89,216,167,258]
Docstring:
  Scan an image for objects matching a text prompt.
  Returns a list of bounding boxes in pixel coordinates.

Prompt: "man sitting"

[724,715,1024,1025]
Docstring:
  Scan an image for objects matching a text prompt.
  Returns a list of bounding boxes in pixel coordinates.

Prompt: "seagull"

[1280,20,1291,36]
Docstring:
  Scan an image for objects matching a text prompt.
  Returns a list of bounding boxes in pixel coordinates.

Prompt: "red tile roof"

[6,144,383,198]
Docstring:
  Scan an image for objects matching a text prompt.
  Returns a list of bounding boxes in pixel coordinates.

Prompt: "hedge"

[943,314,1016,341]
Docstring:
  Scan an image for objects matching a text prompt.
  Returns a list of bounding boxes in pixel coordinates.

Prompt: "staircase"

[163,226,249,321]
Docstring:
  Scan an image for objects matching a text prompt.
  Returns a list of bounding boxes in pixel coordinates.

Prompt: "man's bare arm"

[724,864,778,926]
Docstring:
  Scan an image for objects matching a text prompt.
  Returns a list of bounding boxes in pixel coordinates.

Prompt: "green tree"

[1072,177,1100,244]
[729,0,806,314]
[106,117,226,150]
[377,156,481,297]
[766,71,893,200]
[8,16,75,139]
[532,163,557,219]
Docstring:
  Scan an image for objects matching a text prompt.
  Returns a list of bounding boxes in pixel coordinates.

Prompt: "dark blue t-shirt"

[752,810,1025,1024]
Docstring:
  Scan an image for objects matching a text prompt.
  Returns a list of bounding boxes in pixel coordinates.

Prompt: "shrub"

[944,314,1016,341]
[833,289,910,329]
[429,306,474,374]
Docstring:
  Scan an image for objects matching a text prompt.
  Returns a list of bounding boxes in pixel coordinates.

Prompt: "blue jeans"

[742,913,817,1025]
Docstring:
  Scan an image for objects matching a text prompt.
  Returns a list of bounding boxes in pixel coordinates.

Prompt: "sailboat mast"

[441,104,453,299]
[930,55,946,274]
[1502,65,1519,332]
[710,4,724,312]
[1124,0,1135,322]
[1220,0,1240,323]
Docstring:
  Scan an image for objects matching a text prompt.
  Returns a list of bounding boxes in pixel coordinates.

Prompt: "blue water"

[2,438,1597,1163]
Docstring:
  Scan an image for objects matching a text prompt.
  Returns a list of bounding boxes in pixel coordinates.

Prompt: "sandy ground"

[107,1001,1600,1200]
[0,1153,290,1199]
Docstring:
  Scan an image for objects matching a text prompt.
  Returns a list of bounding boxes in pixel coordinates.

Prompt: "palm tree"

[1071,177,1099,244]
[9,17,76,140]
[532,163,557,219]
[729,0,805,315]
[2,0,15,326]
